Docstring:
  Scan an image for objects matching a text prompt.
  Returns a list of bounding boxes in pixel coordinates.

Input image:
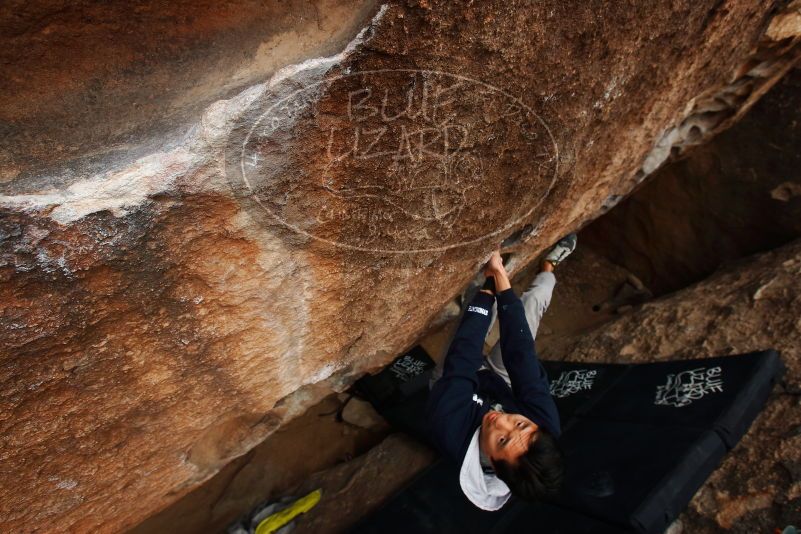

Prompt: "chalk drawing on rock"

[226,69,559,253]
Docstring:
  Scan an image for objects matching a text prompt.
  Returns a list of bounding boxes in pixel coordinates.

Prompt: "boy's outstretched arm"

[426,285,495,460]
[440,291,495,382]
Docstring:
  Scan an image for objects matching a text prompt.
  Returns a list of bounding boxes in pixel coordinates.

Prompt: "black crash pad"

[543,350,784,447]
[350,460,628,534]
[351,425,727,534]
[491,500,632,534]
[541,360,628,423]
[555,421,727,533]
[353,346,436,444]
[350,460,508,534]
[351,349,783,533]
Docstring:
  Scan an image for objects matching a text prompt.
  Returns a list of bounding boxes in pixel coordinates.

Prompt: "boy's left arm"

[425,291,494,460]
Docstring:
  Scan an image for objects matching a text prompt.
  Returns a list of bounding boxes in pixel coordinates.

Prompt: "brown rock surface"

[583,66,801,296]
[545,239,801,532]
[2,1,801,531]
[0,0,381,183]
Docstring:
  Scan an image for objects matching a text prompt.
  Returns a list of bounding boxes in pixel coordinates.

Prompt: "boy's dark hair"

[493,430,564,502]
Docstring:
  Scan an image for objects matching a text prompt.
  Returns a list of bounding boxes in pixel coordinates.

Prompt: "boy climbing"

[426,234,577,510]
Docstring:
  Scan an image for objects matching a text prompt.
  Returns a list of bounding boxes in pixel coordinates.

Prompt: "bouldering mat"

[540,361,628,423]
[350,349,783,533]
[553,350,784,447]
[350,460,510,534]
[350,457,629,533]
[555,421,726,533]
[353,345,436,444]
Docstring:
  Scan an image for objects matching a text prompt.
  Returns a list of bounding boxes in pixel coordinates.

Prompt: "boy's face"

[479,410,539,465]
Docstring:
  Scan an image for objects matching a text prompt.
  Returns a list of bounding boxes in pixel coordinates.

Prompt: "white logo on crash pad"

[654,366,723,408]
[550,369,597,398]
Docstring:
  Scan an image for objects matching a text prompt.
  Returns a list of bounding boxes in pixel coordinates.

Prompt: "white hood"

[459,427,512,511]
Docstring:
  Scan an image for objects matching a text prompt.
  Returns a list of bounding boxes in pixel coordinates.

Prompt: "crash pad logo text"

[389,354,428,382]
[550,369,597,398]
[654,366,723,408]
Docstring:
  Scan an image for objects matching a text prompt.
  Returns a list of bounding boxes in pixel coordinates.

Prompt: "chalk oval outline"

[234,68,559,254]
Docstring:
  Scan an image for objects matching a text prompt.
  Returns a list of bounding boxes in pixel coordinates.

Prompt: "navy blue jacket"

[426,288,561,464]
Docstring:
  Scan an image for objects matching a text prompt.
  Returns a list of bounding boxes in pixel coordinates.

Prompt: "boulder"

[341,398,389,431]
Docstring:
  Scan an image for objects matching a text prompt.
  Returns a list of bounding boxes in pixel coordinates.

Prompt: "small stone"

[62,357,82,371]
[753,279,776,300]
[770,181,801,202]
[341,399,389,430]
[626,273,647,292]
[664,519,683,534]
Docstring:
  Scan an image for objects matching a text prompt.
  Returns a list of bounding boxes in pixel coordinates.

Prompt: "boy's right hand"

[484,250,506,278]
[483,249,512,293]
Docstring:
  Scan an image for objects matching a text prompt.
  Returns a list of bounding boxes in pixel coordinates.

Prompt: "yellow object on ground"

[254,489,323,534]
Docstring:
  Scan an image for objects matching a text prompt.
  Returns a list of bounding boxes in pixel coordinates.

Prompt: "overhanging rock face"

[1,1,800,531]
